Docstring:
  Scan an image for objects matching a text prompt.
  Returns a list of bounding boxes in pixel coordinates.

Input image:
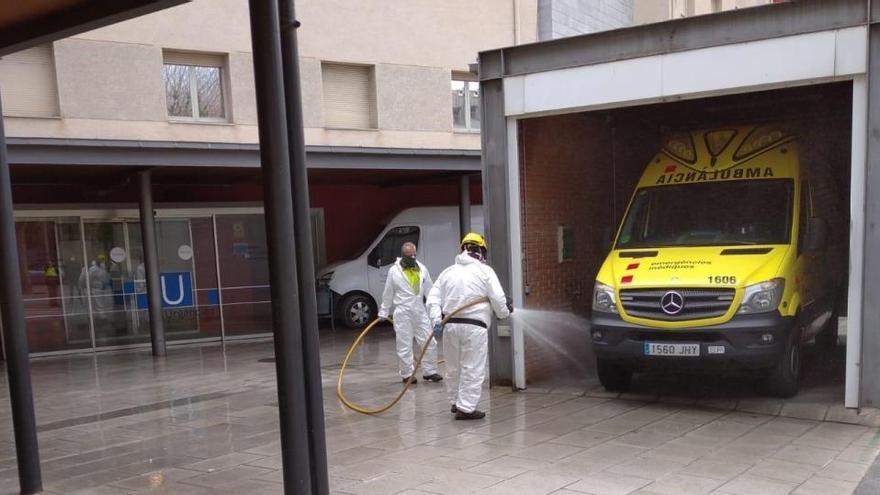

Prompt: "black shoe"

[402,376,417,384]
[455,409,486,420]
[422,373,443,382]
[450,404,458,413]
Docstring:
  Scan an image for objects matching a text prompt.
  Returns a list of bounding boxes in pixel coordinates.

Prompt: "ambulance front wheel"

[597,359,632,392]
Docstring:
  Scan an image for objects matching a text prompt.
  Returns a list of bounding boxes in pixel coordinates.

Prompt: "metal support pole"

[248,0,313,492]
[138,170,166,357]
[278,1,328,493]
[459,174,471,238]
[0,94,42,494]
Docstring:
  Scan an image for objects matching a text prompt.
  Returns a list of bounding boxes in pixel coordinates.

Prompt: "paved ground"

[0,325,879,494]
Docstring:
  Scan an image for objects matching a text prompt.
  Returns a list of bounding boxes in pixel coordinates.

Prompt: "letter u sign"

[160,272,194,308]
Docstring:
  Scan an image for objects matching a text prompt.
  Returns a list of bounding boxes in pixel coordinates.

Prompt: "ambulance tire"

[814,309,839,350]
[766,327,802,398]
[597,359,632,392]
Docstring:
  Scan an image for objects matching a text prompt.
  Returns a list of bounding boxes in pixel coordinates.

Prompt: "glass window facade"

[14,210,272,354]
[451,79,480,131]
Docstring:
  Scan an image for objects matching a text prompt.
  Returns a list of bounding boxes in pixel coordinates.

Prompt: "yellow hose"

[336,297,490,415]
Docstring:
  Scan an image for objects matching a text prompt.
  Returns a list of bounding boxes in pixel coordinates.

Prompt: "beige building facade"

[1,0,538,152]
[635,0,776,24]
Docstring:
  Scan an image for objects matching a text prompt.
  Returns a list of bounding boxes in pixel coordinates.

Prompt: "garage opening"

[517,81,852,406]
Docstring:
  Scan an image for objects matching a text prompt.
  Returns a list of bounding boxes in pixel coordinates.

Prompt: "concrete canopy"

[0,0,189,57]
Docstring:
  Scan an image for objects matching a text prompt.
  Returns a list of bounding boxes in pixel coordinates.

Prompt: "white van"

[317,206,484,328]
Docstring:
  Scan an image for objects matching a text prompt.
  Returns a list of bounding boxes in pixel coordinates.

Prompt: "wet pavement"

[0,325,878,494]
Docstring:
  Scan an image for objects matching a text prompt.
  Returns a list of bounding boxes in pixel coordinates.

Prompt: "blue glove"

[433,323,443,340]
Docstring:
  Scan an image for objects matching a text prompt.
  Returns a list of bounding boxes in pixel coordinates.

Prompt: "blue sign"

[133,272,194,309]
[159,272,194,308]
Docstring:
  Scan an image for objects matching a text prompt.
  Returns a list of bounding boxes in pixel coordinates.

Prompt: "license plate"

[644,342,700,357]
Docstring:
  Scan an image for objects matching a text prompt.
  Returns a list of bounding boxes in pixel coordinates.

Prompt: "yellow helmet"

[460,232,487,250]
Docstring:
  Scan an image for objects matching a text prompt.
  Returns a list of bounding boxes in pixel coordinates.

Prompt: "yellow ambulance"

[591,125,845,397]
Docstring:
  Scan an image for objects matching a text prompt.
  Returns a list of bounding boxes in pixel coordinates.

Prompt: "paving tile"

[415,467,504,493]
[855,478,880,495]
[745,459,818,484]
[639,443,715,464]
[564,471,652,495]
[779,402,830,421]
[772,444,840,466]
[677,460,752,482]
[722,412,773,427]
[753,417,819,437]
[466,455,551,479]
[643,474,723,495]
[688,420,755,440]
[818,460,871,482]
[613,430,681,449]
[837,444,880,465]
[735,399,784,417]
[109,468,203,490]
[606,457,688,481]
[484,430,558,447]
[508,441,584,461]
[568,442,648,468]
[550,429,618,448]
[718,474,798,495]
[183,452,265,472]
[179,465,275,488]
[479,471,579,495]
[3,336,878,495]
[792,475,858,495]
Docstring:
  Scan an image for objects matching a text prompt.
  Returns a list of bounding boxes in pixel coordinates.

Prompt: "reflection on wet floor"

[0,325,877,494]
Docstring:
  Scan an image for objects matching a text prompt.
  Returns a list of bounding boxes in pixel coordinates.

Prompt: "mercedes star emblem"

[660,291,684,315]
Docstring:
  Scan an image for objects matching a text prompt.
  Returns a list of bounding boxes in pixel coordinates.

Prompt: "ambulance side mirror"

[805,217,828,252]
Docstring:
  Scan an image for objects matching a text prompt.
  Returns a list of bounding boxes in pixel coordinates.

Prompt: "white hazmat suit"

[426,252,510,414]
[378,258,438,379]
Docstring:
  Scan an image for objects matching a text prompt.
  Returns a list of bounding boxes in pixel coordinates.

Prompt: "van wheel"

[815,309,839,350]
[339,293,376,329]
[766,327,802,398]
[597,359,632,392]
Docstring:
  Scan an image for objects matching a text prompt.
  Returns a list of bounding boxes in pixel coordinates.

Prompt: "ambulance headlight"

[592,282,618,314]
[738,278,784,314]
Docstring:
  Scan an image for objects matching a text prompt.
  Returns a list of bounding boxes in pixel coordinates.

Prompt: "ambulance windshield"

[616,179,794,249]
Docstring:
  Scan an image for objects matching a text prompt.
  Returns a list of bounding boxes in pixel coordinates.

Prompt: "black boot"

[402,376,417,384]
[423,373,443,382]
[455,409,486,420]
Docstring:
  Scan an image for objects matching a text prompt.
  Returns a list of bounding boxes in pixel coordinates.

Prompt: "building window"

[163,52,227,121]
[0,44,60,117]
[321,63,377,129]
[452,79,480,131]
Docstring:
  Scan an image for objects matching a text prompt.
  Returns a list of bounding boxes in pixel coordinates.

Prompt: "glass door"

[82,221,148,347]
[154,219,199,340]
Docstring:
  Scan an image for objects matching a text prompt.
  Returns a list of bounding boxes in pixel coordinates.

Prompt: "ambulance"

[590,125,846,397]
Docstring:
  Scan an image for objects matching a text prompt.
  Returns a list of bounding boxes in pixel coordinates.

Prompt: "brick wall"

[519,112,656,384]
[521,113,614,316]
[520,114,613,383]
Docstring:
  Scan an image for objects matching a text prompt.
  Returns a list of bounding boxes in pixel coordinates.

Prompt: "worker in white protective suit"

[377,242,443,383]
[426,232,512,420]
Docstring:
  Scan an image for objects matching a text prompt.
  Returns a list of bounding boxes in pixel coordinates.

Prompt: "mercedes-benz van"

[318,206,484,329]
[591,126,845,397]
